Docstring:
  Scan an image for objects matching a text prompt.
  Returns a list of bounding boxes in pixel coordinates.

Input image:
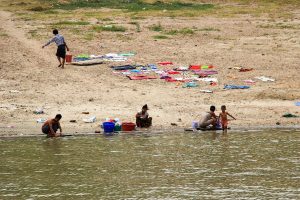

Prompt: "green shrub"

[53,0,214,12]
[149,23,163,32]
[129,22,141,32]
[28,6,50,12]
[198,27,220,31]
[165,28,195,35]
[54,21,90,26]
[153,35,168,39]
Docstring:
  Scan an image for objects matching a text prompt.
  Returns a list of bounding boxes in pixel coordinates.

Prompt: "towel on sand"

[282,113,299,118]
[127,75,157,80]
[111,65,136,70]
[193,70,218,75]
[224,85,250,89]
[158,61,173,65]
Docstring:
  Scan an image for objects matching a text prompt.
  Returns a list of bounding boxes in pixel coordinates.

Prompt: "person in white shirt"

[42,29,69,69]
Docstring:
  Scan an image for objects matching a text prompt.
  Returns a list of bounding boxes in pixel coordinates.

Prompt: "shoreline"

[0,125,299,139]
[0,10,299,138]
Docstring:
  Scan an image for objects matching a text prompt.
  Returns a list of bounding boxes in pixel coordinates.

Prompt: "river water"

[1,130,299,199]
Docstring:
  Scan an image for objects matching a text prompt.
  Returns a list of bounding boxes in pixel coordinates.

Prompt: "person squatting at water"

[199,105,217,129]
[42,114,63,137]
[42,29,69,69]
[136,104,152,128]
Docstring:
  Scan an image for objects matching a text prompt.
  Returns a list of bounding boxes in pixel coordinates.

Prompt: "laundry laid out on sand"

[71,59,104,66]
[69,52,136,65]
[65,52,276,95]
[127,75,157,80]
[111,63,219,89]
[224,85,250,90]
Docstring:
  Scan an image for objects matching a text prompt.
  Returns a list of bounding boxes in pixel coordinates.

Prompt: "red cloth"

[165,78,178,82]
[127,75,157,80]
[189,65,215,70]
[239,68,253,72]
[189,65,201,70]
[158,61,173,65]
[168,71,181,75]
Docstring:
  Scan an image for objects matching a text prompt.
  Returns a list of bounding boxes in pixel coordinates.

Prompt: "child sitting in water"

[218,105,236,130]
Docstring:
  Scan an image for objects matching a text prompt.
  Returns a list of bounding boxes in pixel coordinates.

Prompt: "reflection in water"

[42,138,63,154]
[0,130,299,199]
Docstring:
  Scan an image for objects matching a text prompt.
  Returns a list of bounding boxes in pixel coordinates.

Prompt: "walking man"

[42,29,69,68]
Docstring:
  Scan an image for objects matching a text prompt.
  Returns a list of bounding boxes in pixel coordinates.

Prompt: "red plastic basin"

[65,54,72,63]
[122,122,136,131]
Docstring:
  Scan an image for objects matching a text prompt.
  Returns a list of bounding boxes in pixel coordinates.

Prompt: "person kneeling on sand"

[136,104,152,128]
[42,114,63,137]
[42,29,69,69]
[199,105,217,129]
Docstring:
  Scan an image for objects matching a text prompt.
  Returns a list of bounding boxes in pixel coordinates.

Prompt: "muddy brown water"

[1,130,299,199]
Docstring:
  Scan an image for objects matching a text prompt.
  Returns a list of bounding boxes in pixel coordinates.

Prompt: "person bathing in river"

[136,104,152,128]
[218,105,236,131]
[42,114,63,137]
[42,29,69,69]
[199,105,217,129]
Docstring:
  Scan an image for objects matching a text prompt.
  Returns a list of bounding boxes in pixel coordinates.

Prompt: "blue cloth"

[183,82,199,88]
[224,85,250,89]
[295,102,300,106]
[130,69,141,73]
[148,64,158,69]
[73,57,90,62]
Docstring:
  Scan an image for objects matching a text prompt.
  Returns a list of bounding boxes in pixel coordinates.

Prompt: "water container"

[121,122,136,132]
[192,121,199,129]
[65,54,72,63]
[103,122,115,133]
[114,123,121,132]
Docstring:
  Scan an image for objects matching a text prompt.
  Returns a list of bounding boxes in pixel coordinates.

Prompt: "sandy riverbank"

[0,8,299,136]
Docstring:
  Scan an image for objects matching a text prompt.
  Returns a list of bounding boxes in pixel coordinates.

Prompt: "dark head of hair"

[55,114,62,120]
[221,105,226,109]
[142,104,149,110]
[53,29,58,35]
[210,105,216,112]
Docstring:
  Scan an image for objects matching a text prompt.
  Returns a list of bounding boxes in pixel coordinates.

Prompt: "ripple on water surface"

[0,130,299,199]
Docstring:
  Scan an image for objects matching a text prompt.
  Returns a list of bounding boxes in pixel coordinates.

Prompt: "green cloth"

[76,54,90,58]
[118,52,136,57]
[183,82,199,88]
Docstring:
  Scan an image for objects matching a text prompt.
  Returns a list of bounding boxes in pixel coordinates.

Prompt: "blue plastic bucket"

[103,122,115,133]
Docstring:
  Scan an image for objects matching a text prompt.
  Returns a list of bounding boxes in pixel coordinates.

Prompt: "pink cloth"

[127,75,157,80]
